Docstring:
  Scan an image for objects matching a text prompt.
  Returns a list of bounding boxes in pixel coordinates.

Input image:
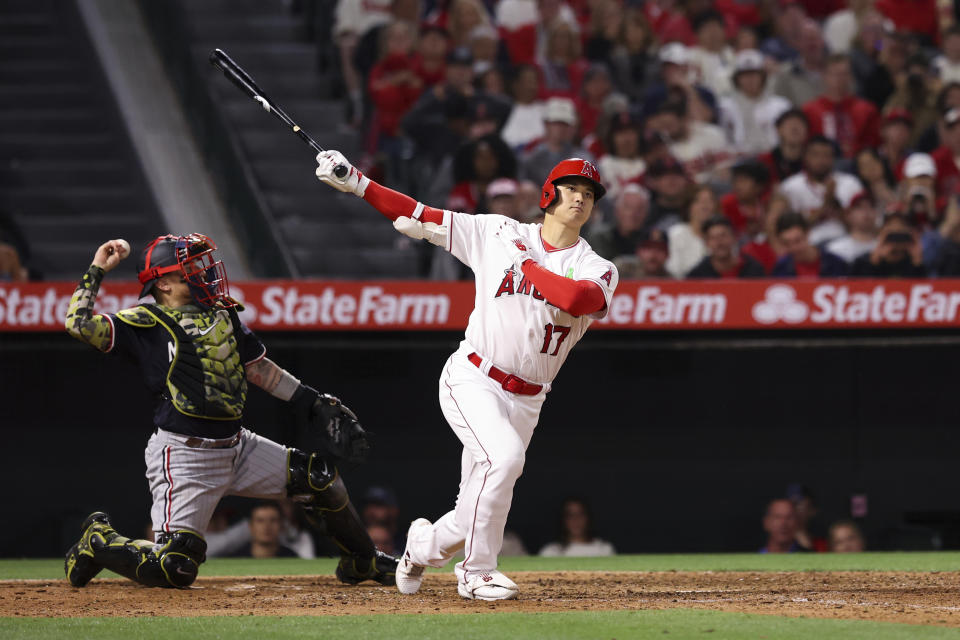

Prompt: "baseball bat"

[209,48,348,179]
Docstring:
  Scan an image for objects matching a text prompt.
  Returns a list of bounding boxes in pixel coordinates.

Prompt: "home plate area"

[2,571,959,626]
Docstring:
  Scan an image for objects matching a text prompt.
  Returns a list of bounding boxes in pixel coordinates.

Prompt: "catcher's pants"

[407,345,546,583]
[144,427,288,535]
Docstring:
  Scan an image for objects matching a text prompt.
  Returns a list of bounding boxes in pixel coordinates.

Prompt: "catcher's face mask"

[137,233,234,309]
[176,233,233,309]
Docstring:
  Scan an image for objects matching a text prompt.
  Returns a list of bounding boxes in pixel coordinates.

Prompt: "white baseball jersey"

[439,211,619,384]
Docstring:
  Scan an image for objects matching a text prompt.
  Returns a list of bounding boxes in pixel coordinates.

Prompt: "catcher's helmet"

[539,158,606,211]
[137,233,234,308]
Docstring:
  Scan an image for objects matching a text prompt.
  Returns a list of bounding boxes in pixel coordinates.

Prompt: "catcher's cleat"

[396,518,431,595]
[335,550,398,586]
[64,511,114,587]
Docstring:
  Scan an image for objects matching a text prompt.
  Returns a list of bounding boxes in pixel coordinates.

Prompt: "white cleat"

[457,570,518,601]
[396,518,431,595]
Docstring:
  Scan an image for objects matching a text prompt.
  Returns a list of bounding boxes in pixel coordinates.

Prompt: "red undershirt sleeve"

[362,180,444,224]
[520,260,606,316]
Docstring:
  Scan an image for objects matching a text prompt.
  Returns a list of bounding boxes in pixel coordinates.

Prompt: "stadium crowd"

[331,0,960,279]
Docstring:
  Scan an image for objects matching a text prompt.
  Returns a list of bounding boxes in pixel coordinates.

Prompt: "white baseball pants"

[144,427,289,535]
[406,345,546,583]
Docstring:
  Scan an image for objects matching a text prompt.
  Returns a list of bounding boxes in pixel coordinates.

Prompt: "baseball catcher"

[63,234,396,588]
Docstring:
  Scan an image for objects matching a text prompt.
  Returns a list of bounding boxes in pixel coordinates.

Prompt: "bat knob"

[334,164,348,179]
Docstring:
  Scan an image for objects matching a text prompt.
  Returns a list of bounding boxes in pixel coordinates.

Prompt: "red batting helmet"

[137,233,234,309]
[539,158,606,211]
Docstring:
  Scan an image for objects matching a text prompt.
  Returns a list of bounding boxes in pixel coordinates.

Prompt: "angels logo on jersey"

[494,269,547,303]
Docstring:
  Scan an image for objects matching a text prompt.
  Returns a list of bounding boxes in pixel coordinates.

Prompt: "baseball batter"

[316,152,618,600]
[63,233,397,588]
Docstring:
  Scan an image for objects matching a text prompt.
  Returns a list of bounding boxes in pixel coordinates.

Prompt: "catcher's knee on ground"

[91,526,206,588]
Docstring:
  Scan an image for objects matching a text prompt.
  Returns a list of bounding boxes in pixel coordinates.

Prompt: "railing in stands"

[135,0,297,278]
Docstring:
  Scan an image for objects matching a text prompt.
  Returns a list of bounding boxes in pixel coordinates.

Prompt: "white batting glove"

[494,222,533,272]
[393,216,448,247]
[315,150,369,197]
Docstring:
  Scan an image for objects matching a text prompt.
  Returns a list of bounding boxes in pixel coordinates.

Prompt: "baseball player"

[63,233,397,588]
[316,152,618,600]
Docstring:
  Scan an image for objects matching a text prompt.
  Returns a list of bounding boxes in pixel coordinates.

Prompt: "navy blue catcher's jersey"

[105,304,266,439]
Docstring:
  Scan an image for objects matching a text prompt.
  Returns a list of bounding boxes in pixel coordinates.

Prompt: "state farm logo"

[752,285,809,324]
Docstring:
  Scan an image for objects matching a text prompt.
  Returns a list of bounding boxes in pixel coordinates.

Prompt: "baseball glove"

[292,385,370,464]
[312,393,370,464]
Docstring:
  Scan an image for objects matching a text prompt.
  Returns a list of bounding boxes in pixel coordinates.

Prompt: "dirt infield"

[3,571,959,627]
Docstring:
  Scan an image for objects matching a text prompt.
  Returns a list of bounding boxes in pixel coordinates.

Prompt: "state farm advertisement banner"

[2,279,960,332]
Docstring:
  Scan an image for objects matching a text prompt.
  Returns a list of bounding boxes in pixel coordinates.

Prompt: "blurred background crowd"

[330,0,960,280]
[5,0,960,281]
[195,483,867,560]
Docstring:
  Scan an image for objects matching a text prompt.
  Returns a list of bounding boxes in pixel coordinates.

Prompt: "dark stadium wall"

[2,331,959,557]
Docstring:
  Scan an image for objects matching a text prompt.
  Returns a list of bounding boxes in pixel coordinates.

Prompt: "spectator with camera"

[851,211,928,277]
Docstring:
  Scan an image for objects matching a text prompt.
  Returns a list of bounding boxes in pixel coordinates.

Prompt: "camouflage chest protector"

[118,303,248,420]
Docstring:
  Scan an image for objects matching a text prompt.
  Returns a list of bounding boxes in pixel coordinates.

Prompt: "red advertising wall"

[3,279,960,331]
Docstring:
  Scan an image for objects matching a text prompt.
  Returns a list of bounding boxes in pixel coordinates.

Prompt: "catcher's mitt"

[311,393,369,464]
[292,385,370,464]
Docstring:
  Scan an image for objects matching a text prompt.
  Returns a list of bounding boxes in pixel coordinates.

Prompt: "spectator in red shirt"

[412,24,449,89]
[772,212,849,277]
[803,54,881,158]
[796,0,845,20]
[759,108,810,184]
[875,0,941,46]
[369,21,424,150]
[931,108,960,201]
[686,216,766,278]
[722,158,769,234]
[723,159,777,273]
